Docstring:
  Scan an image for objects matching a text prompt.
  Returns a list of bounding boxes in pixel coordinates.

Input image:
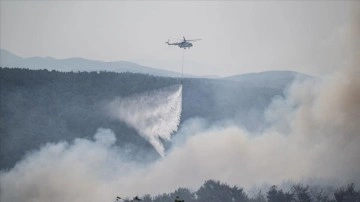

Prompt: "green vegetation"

[0,67,289,169]
[139,180,360,202]
[0,67,177,168]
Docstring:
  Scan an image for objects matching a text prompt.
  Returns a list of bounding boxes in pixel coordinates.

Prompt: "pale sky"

[0,1,356,77]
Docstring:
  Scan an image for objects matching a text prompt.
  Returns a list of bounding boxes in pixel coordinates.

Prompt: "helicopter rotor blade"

[186,39,201,42]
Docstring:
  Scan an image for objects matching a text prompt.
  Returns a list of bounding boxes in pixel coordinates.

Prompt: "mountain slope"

[0,49,185,77]
[0,68,307,169]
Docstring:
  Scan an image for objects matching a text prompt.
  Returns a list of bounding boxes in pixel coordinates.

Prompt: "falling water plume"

[108,85,183,157]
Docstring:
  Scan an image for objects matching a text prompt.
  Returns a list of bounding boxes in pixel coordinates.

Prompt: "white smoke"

[107,84,182,157]
[0,128,139,202]
[1,5,359,202]
[1,65,359,201]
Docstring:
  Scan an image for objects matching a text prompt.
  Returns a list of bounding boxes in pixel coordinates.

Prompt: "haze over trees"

[138,180,360,202]
[1,67,359,202]
[0,67,300,169]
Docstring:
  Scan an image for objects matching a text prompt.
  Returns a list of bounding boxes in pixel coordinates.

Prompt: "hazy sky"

[0,1,356,76]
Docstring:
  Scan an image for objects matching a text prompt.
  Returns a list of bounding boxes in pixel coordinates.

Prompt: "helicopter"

[166,37,201,49]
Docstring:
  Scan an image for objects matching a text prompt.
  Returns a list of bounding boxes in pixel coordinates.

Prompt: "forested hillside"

[0,68,296,169]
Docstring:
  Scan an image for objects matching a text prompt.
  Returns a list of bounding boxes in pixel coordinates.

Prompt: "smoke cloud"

[107,84,182,157]
[1,60,358,201]
[0,128,139,202]
[1,6,359,202]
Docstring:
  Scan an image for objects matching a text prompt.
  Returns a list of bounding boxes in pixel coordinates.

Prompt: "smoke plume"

[1,5,359,202]
[1,67,359,201]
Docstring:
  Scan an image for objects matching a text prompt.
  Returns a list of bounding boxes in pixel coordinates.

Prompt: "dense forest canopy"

[0,68,177,168]
[1,68,359,202]
[131,179,360,202]
[0,67,289,169]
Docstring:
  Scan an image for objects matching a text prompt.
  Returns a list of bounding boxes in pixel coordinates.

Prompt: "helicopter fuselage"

[178,41,193,49]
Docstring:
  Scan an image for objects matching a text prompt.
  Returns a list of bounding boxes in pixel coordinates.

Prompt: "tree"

[196,180,248,202]
[291,184,311,202]
[248,191,266,202]
[170,188,196,202]
[311,189,331,202]
[334,183,360,202]
[267,185,294,202]
[152,193,171,202]
[141,194,152,202]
